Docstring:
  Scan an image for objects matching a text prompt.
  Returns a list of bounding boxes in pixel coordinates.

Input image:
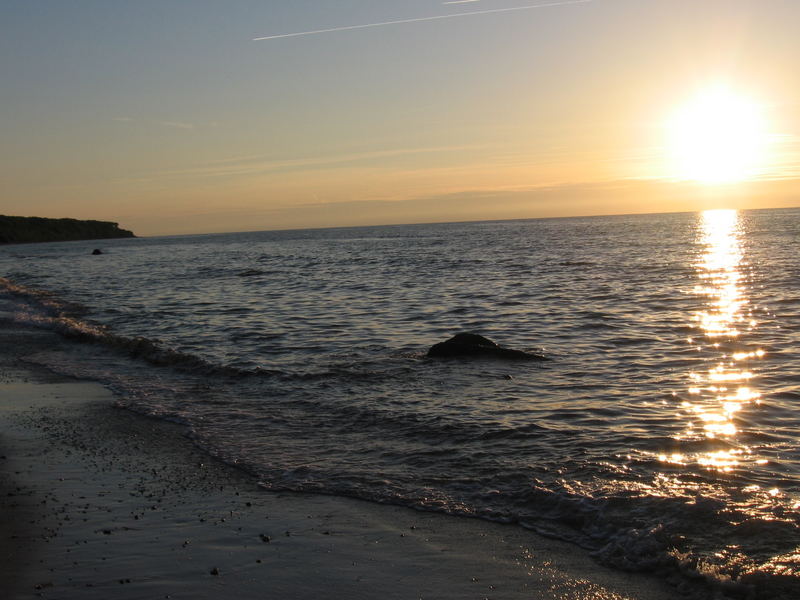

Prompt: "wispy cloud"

[253,0,592,41]
[159,145,488,180]
[110,116,199,130]
[443,1,482,5]
[160,121,195,130]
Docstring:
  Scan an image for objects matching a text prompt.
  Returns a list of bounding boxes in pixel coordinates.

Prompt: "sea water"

[2,209,799,598]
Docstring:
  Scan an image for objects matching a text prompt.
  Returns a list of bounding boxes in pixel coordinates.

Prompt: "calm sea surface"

[2,209,799,598]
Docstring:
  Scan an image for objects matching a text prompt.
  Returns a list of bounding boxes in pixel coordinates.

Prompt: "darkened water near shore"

[2,209,799,598]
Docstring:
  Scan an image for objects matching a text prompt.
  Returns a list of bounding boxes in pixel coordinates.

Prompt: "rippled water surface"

[2,209,799,598]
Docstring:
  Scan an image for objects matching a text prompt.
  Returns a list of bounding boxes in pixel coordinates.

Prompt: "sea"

[1,208,799,598]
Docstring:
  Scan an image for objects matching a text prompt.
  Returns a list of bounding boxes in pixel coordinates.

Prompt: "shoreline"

[0,322,678,599]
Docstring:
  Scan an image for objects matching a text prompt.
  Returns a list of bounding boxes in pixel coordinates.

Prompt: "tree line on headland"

[0,215,135,244]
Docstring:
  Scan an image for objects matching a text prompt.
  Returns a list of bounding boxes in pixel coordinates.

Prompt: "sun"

[665,86,769,184]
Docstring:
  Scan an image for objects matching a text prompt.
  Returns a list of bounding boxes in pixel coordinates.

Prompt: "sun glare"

[666,86,769,184]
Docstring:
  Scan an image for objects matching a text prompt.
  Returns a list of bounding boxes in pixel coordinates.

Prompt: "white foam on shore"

[0,338,678,599]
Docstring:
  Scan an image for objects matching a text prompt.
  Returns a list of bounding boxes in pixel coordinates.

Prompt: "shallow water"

[2,209,799,597]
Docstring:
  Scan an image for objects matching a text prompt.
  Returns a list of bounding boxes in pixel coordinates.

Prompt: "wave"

[1,277,280,378]
[1,277,426,384]
[3,275,799,599]
[245,463,798,600]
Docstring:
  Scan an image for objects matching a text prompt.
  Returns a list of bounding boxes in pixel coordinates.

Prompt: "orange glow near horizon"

[4,3,800,236]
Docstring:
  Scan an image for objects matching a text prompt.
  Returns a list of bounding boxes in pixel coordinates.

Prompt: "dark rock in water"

[427,332,547,360]
[91,248,103,255]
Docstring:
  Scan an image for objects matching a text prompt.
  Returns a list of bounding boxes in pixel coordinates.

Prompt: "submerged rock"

[91,248,103,255]
[426,333,547,361]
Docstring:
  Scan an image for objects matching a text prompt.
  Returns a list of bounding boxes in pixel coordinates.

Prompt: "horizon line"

[132,205,800,238]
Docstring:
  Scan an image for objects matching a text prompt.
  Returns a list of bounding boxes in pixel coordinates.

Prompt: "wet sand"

[0,323,678,599]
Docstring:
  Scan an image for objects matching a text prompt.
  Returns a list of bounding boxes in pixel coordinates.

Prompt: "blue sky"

[2,1,799,234]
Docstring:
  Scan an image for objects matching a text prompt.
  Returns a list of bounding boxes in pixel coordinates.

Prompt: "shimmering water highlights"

[675,209,765,471]
[2,209,799,597]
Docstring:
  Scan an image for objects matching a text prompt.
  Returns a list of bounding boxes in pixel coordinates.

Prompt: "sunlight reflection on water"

[4,211,800,590]
[670,209,765,474]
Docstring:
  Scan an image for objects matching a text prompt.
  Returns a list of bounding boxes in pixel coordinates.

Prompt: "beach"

[2,212,799,598]
[0,321,678,599]
[4,0,800,595]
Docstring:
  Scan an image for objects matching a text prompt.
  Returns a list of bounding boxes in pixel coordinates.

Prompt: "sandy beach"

[0,320,678,600]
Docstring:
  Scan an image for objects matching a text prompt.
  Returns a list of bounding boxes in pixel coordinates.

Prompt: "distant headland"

[0,215,135,244]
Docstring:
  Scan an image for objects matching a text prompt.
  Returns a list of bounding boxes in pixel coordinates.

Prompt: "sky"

[1,0,799,235]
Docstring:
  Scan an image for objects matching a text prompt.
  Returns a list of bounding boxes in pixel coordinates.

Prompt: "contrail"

[253,0,592,42]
